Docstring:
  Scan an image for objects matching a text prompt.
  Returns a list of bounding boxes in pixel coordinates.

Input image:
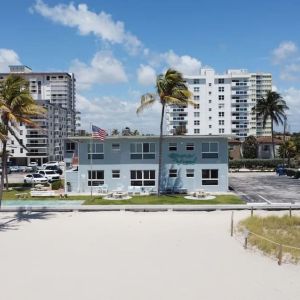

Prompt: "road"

[229,172,300,204]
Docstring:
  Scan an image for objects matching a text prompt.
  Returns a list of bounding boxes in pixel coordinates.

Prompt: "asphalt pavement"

[229,172,300,204]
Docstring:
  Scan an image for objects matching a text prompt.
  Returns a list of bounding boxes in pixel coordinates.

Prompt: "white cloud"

[281,87,300,131]
[32,0,142,54]
[280,63,300,81]
[69,51,127,90]
[0,49,21,72]
[77,94,161,134]
[161,50,202,75]
[272,41,298,64]
[137,64,156,86]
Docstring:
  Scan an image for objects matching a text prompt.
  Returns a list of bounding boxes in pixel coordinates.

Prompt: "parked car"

[28,162,38,167]
[9,166,20,172]
[44,165,63,175]
[42,161,59,168]
[24,173,48,184]
[0,167,11,174]
[275,164,287,176]
[37,170,60,182]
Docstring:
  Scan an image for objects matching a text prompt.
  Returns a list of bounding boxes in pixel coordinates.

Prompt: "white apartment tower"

[0,65,79,165]
[166,69,272,139]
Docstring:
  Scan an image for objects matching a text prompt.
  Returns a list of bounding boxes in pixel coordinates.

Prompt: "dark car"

[45,165,63,175]
[275,164,286,176]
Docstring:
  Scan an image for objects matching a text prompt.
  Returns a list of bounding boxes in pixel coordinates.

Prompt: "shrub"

[229,159,283,169]
[286,168,300,178]
[51,179,64,190]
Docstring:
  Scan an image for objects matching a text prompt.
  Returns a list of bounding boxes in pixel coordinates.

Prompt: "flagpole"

[90,123,93,199]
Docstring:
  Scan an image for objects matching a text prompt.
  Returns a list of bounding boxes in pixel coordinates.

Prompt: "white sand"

[0,210,299,300]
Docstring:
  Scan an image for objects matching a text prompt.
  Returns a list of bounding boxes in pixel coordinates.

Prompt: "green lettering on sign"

[168,153,197,165]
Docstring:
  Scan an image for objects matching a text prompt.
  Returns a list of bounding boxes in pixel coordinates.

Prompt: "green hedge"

[229,159,283,169]
[51,179,64,190]
[286,168,300,179]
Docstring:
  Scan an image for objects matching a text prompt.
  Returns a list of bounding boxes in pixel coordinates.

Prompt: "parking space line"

[257,194,272,204]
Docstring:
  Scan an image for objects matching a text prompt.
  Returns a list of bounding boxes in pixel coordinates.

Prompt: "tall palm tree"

[253,91,288,158]
[279,140,297,167]
[0,75,45,206]
[137,69,193,195]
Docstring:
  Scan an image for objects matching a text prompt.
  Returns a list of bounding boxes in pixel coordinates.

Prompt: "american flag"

[92,125,107,140]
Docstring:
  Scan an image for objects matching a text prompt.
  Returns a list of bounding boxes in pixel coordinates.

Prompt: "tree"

[0,75,45,206]
[137,69,193,195]
[242,136,257,159]
[279,140,297,167]
[111,128,120,136]
[253,91,288,158]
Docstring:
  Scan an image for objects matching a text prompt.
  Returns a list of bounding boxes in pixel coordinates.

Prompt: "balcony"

[26,144,48,148]
[26,134,48,138]
[26,152,48,157]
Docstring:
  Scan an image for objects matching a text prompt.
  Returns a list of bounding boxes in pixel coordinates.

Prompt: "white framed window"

[209,100,212,103]
[194,87,199,92]
[88,170,104,186]
[193,79,200,84]
[194,104,200,109]
[112,143,120,151]
[219,128,225,133]
[202,169,218,185]
[186,143,194,151]
[209,91,212,95]
[194,112,200,117]
[169,143,177,151]
[130,143,155,159]
[218,78,224,84]
[186,169,194,177]
[209,116,212,120]
[209,125,212,128]
[169,169,178,178]
[130,170,155,186]
[194,120,200,126]
[202,142,218,158]
[218,87,224,92]
[209,108,212,111]
[219,120,224,125]
[194,95,200,100]
[219,112,225,117]
[194,129,200,134]
[112,170,120,178]
[88,143,104,159]
[209,83,212,86]
[218,104,224,109]
[219,95,224,100]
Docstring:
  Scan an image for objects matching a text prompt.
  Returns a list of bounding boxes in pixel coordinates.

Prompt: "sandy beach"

[0,210,299,300]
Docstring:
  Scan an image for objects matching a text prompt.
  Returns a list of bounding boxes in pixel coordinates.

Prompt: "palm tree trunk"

[271,119,275,159]
[0,140,7,208]
[157,104,165,196]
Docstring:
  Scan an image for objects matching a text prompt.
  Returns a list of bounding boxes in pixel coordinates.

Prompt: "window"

[193,79,200,84]
[209,116,212,120]
[130,170,155,186]
[194,87,199,92]
[186,169,194,177]
[219,128,225,133]
[202,169,218,185]
[169,169,177,178]
[130,143,155,159]
[209,100,212,103]
[186,143,194,151]
[194,112,200,117]
[219,120,224,125]
[209,125,212,128]
[88,143,104,159]
[20,148,23,153]
[202,142,218,158]
[209,91,212,95]
[218,104,224,109]
[194,120,200,126]
[218,78,224,84]
[194,104,200,109]
[169,143,177,151]
[194,95,200,100]
[219,112,225,117]
[218,87,224,92]
[209,83,212,86]
[66,142,75,153]
[20,130,23,135]
[88,170,104,186]
[263,145,270,151]
[112,143,120,151]
[209,108,212,111]
[112,170,120,178]
[219,95,224,100]
[194,129,200,134]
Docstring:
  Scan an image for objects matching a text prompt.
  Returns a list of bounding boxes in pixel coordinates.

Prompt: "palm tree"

[279,140,297,167]
[137,69,193,195]
[253,91,288,158]
[0,75,45,206]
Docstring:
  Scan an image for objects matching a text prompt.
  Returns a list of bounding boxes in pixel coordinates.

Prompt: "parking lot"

[229,172,300,204]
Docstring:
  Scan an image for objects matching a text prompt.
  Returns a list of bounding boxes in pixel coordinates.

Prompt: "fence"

[230,211,300,265]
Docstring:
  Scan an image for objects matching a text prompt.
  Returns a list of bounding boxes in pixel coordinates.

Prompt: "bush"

[51,179,64,190]
[286,168,300,179]
[229,159,283,169]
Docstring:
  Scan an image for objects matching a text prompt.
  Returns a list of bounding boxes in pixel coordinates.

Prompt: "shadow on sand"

[0,211,54,232]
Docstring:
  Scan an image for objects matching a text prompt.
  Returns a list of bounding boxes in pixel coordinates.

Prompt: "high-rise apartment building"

[166,69,272,139]
[0,65,79,165]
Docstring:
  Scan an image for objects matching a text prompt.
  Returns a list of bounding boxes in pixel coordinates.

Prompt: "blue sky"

[1,0,300,133]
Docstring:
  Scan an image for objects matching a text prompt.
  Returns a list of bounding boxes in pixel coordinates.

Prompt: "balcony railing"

[26,153,48,157]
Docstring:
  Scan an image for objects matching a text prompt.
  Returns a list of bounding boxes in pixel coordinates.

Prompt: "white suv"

[38,170,60,182]
[42,161,59,168]
[24,173,48,184]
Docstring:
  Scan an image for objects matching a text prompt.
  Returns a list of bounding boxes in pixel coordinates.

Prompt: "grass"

[238,215,300,263]
[83,194,244,205]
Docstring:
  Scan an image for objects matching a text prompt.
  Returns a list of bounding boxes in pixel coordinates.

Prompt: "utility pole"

[282,115,287,166]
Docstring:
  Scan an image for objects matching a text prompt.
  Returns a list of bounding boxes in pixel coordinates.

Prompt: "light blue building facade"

[64,135,229,194]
